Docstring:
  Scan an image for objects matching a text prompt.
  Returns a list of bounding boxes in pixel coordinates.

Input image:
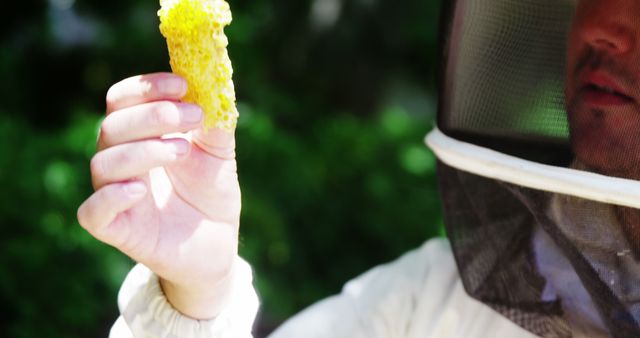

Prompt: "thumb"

[193,127,236,160]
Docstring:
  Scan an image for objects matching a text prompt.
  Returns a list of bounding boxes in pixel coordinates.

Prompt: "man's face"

[566,0,640,179]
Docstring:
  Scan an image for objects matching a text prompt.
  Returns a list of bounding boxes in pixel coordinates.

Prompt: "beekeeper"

[77,0,640,336]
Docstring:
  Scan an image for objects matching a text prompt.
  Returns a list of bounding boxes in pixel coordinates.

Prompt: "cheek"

[564,29,583,101]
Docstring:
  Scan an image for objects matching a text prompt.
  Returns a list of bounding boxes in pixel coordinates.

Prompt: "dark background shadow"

[0,0,443,336]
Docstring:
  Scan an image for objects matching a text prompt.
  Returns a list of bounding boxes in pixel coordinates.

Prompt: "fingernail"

[125,182,147,196]
[182,105,203,123]
[160,76,187,96]
[168,141,190,155]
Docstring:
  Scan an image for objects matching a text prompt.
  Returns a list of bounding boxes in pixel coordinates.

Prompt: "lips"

[579,73,636,106]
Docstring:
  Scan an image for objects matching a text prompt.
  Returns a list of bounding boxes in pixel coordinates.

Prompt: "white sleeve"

[109,256,259,338]
[268,238,454,338]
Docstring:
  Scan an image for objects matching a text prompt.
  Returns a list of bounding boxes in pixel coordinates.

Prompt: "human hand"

[77,72,241,319]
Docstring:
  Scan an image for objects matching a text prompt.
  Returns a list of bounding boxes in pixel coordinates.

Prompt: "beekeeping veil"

[428,0,640,337]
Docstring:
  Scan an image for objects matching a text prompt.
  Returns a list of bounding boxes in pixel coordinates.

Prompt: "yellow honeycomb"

[158,0,238,132]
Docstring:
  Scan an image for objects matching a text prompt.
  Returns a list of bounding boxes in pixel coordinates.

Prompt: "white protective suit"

[109,238,538,338]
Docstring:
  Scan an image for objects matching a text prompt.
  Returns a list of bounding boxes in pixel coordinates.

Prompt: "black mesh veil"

[438,165,640,337]
[434,0,640,337]
[440,0,574,161]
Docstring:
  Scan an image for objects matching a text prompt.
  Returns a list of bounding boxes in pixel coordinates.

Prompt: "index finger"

[106,73,187,114]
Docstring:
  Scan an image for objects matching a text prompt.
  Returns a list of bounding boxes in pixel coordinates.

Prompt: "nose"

[580,17,635,55]
[582,25,634,55]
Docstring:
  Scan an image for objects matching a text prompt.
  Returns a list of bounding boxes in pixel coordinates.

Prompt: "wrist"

[159,263,236,320]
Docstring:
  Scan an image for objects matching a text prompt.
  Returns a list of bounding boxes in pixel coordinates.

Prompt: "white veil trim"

[425,128,640,209]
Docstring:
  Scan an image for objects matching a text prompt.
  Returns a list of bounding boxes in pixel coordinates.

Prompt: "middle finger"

[98,101,203,150]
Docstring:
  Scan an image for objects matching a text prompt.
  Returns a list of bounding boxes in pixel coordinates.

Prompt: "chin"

[568,105,640,179]
[572,134,640,180]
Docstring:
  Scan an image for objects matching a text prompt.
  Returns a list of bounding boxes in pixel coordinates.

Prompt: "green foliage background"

[0,0,443,336]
